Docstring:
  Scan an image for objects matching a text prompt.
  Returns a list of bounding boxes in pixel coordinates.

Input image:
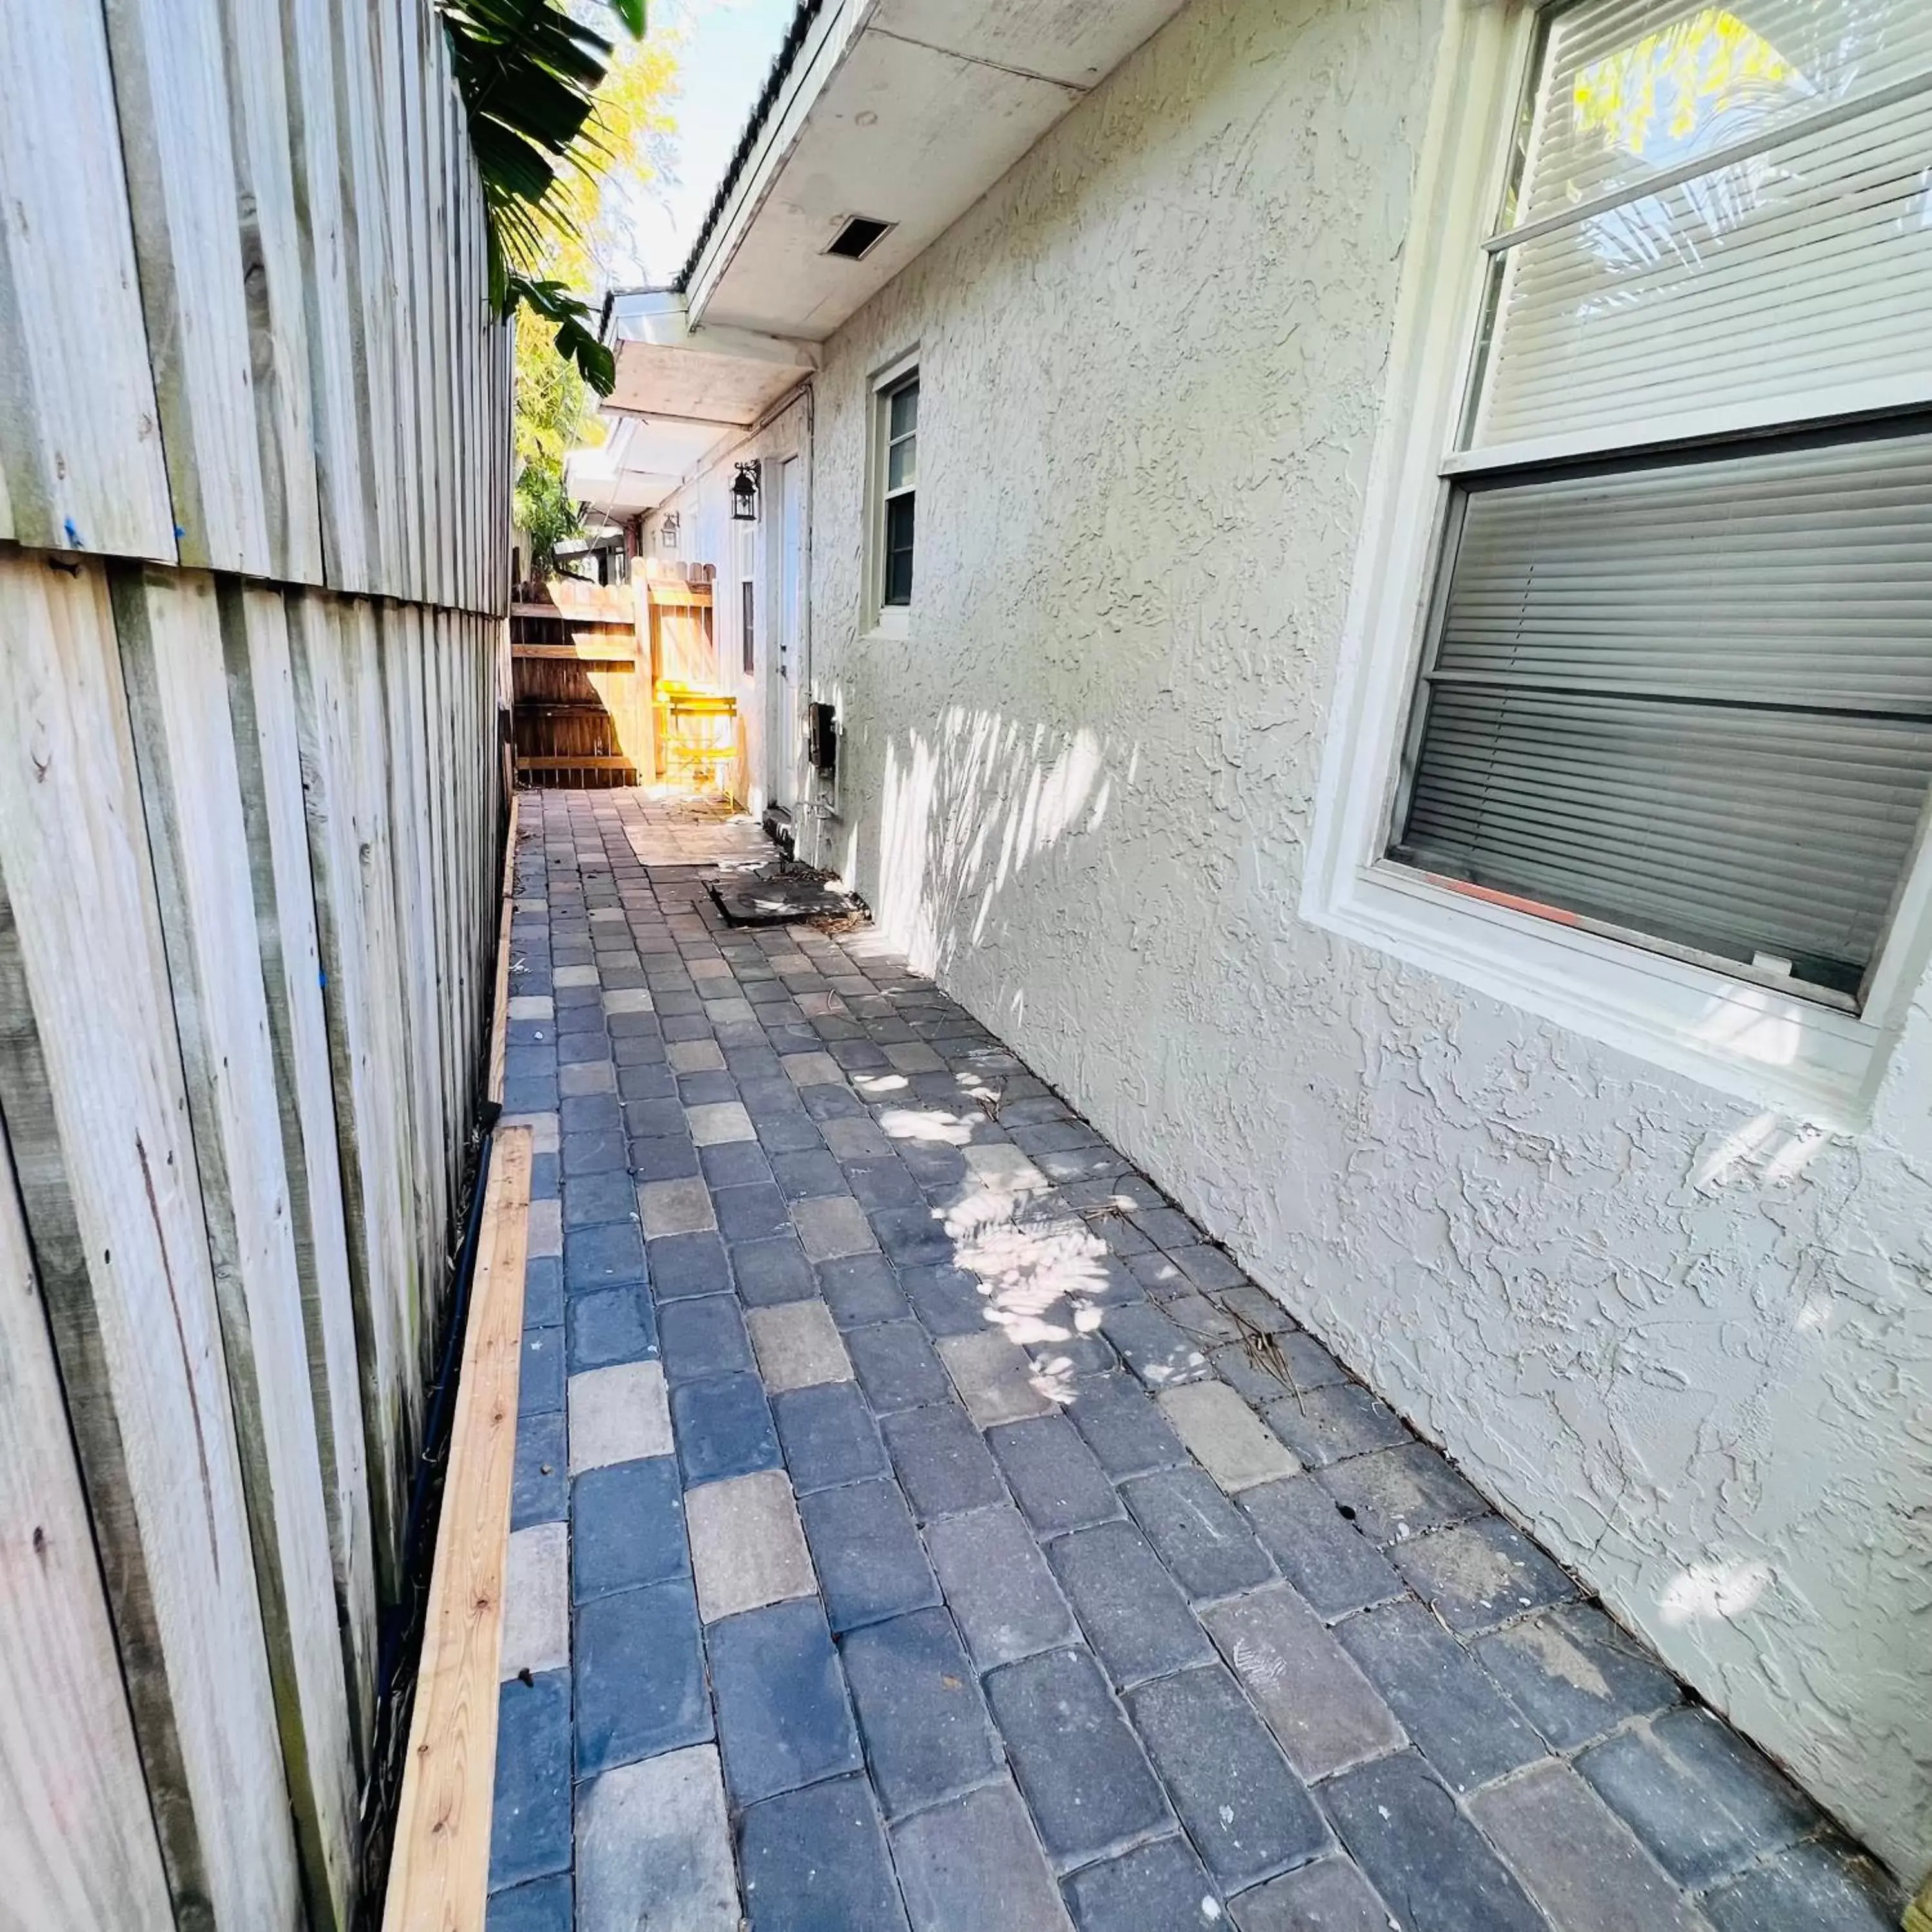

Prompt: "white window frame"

[862,347,919,639]
[1302,0,1932,1129]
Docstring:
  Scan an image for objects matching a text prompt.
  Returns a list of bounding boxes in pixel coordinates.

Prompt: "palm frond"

[439,0,643,388]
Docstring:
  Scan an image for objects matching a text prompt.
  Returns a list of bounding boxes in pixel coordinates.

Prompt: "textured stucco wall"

[799,0,1932,1879]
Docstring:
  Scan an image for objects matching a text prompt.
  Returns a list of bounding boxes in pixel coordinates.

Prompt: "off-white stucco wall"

[797,0,1932,1880]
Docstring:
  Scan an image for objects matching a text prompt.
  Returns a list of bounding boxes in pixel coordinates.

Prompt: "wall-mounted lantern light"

[731,461,760,522]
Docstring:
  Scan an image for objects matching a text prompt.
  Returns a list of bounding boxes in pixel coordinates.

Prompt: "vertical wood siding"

[0,1,513,1924]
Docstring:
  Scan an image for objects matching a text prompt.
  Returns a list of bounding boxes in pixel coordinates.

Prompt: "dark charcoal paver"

[519,1328,564,1416]
[1264,1383,1412,1468]
[658,1292,754,1384]
[1334,1596,1544,1793]
[671,1370,782,1485]
[849,1321,954,1413]
[1101,1303,1209,1388]
[731,1234,819,1305]
[571,1455,687,1601]
[1578,1705,1818,1889]
[889,1780,1073,1932]
[1227,1857,1394,1931]
[1320,1752,1545,1932]
[773,1379,891,1493]
[490,1669,572,1889]
[739,1775,911,1932]
[512,1409,566,1530]
[564,1219,647,1288]
[1063,1834,1223,1931]
[799,1477,942,1633]
[574,1579,710,1774]
[1238,1477,1403,1618]
[988,1415,1122,1539]
[708,1598,864,1807]
[924,1504,1081,1669]
[1390,1514,1577,1634]
[1317,1443,1487,1547]
[881,1403,1009,1521]
[1126,1664,1329,1889]
[1703,1838,1899,1932]
[566,1284,658,1371]
[1047,1520,1215,1687]
[485,1874,571,1932]
[841,1607,1003,1818]
[646,1229,733,1298]
[1475,1602,1682,1749]
[819,1253,912,1328]
[985,1647,1170,1871]
[1121,1466,1276,1602]
[1063,1372,1189,1477]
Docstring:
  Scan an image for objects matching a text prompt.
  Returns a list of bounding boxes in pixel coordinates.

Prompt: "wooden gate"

[511,580,648,787]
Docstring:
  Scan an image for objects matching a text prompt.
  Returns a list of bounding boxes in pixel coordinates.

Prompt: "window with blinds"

[1391,0,1932,1006]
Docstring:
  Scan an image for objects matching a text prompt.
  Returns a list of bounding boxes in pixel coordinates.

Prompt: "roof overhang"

[594,0,1193,433]
[600,288,820,430]
[683,0,1196,341]
[564,411,737,520]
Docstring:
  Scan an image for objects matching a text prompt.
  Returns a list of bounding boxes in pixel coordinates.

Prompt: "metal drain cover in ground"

[708,872,851,924]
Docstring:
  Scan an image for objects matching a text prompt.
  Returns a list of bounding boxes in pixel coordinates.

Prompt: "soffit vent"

[824,215,894,260]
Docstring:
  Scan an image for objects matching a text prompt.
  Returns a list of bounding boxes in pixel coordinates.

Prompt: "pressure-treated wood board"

[115,564,356,1931]
[290,592,413,1588]
[0,553,299,1926]
[212,0,327,585]
[223,583,381,1754]
[383,1126,532,1932]
[0,1131,175,1930]
[100,0,272,573]
[0,1,174,558]
[283,0,372,594]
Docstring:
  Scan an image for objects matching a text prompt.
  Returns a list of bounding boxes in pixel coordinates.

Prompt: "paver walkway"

[486,788,1895,1932]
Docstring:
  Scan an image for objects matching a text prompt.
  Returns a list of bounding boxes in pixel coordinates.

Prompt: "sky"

[620,0,798,286]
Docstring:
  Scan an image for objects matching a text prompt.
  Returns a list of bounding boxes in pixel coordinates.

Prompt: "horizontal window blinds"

[1515,0,1932,229]
[1470,1,1932,449]
[1397,438,1932,992]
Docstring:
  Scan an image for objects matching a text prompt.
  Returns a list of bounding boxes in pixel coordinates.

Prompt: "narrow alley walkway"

[486,789,1893,1932]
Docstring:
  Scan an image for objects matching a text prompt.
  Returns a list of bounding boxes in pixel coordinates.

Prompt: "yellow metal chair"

[655,679,737,790]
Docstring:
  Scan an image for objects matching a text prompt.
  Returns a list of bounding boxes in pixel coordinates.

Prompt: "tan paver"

[1159,1380,1300,1490]
[687,1101,756,1146]
[501,1522,569,1680]
[687,1470,817,1622]
[939,1331,1056,1428]
[638,1176,717,1236]
[569,1361,672,1472]
[790,1194,878,1262]
[747,1302,854,1392]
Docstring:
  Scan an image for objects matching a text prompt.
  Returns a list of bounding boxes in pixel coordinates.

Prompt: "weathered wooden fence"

[0,2,511,1927]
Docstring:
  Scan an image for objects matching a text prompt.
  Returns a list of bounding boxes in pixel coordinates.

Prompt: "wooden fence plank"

[289,592,411,1589]
[100,0,271,574]
[0,552,299,1927]
[223,583,381,1757]
[381,1126,531,1932]
[213,0,327,584]
[0,1126,176,1931]
[0,6,175,560]
[282,0,372,594]
[115,565,356,1931]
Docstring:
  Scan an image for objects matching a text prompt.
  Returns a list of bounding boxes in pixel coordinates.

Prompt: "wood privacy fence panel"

[0,1,511,1925]
[0,0,509,614]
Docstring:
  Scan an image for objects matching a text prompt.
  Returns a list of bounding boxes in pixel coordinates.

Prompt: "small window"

[740,578,755,677]
[880,371,917,609]
[1387,0,1932,1011]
